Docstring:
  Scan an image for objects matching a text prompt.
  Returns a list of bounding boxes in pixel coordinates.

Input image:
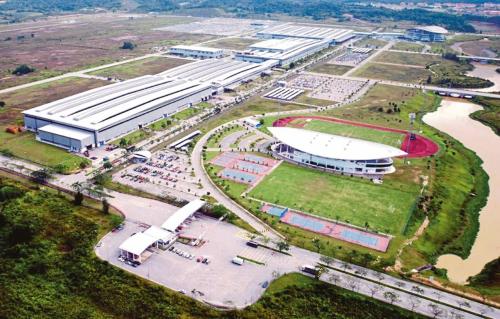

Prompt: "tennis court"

[220,168,258,184]
[211,152,281,186]
[279,210,391,252]
[261,204,288,217]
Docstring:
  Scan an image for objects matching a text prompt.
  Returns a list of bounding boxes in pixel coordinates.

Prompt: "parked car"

[231,257,244,266]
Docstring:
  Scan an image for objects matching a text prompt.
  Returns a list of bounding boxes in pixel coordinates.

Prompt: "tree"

[329,274,341,285]
[369,284,383,297]
[319,255,334,267]
[103,161,112,169]
[383,291,400,305]
[314,263,327,280]
[119,138,128,148]
[412,285,425,295]
[428,303,445,318]
[311,237,322,253]
[409,296,421,311]
[0,101,5,108]
[12,64,35,75]
[71,182,85,205]
[102,198,110,214]
[120,41,136,50]
[276,240,290,253]
[30,168,52,184]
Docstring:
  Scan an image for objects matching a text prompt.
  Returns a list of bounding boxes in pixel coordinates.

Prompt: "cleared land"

[353,63,431,83]
[249,162,417,234]
[204,37,260,50]
[309,63,353,76]
[0,14,213,89]
[374,51,441,67]
[0,76,109,125]
[356,38,387,48]
[302,119,405,147]
[88,56,192,80]
[391,42,424,52]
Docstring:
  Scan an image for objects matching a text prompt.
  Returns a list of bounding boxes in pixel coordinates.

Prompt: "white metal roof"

[249,38,318,52]
[412,26,448,34]
[161,199,205,232]
[38,123,92,141]
[268,127,407,161]
[119,232,157,256]
[171,45,223,53]
[143,226,176,242]
[132,150,152,159]
[258,24,354,41]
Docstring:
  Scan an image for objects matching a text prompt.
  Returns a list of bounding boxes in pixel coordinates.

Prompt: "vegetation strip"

[319,263,486,318]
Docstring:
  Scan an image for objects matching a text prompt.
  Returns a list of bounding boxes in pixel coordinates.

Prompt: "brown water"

[467,62,500,93]
[423,99,500,284]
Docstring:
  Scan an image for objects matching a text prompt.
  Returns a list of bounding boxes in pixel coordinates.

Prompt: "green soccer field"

[249,162,418,234]
[301,119,405,148]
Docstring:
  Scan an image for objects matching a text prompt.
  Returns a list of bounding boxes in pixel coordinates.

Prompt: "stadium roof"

[119,232,157,256]
[268,127,407,160]
[161,199,205,232]
[412,26,448,34]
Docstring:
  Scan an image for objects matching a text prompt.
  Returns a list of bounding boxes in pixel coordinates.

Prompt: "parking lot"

[96,213,298,307]
[113,149,204,200]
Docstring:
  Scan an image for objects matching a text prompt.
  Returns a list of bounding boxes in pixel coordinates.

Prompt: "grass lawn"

[294,92,333,106]
[352,63,431,83]
[0,130,89,173]
[374,51,442,67]
[204,37,260,50]
[391,42,424,52]
[309,63,353,76]
[356,38,388,48]
[249,162,418,234]
[206,124,245,148]
[88,56,192,80]
[303,119,405,148]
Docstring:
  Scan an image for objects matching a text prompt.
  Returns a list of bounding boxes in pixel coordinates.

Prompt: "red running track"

[272,115,439,158]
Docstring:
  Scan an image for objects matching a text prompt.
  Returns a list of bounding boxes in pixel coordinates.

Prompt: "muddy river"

[423,98,500,284]
[467,62,500,93]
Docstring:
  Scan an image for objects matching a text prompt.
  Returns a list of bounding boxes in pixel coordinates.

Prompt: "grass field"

[309,63,353,76]
[302,119,405,147]
[204,37,260,50]
[249,162,418,234]
[391,42,424,52]
[0,130,89,172]
[88,56,192,80]
[356,38,388,48]
[374,51,442,66]
[353,63,431,83]
[294,92,333,106]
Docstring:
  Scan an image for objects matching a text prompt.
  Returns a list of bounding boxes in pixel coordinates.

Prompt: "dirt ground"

[0,13,215,89]
[0,76,109,125]
[89,56,193,80]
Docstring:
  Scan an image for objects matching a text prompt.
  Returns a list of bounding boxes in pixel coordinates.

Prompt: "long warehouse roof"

[258,24,353,41]
[268,127,407,161]
[24,59,274,132]
[239,38,329,61]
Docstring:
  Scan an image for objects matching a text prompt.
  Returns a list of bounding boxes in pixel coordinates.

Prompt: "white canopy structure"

[143,225,176,243]
[119,232,157,257]
[268,126,406,161]
[161,199,205,232]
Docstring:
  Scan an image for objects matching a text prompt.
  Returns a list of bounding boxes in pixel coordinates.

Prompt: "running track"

[272,115,439,158]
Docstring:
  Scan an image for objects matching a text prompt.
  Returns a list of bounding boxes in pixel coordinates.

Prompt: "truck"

[301,265,319,276]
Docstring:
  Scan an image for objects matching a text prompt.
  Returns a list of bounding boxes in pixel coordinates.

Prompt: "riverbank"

[424,99,500,284]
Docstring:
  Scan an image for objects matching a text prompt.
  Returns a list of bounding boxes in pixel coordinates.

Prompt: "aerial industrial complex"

[22,24,355,151]
[269,127,407,175]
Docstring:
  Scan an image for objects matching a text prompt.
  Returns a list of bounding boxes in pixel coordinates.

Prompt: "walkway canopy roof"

[268,126,407,161]
[144,225,176,242]
[161,199,205,232]
[119,232,157,256]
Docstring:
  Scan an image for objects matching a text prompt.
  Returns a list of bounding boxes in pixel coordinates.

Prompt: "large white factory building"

[23,59,274,152]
